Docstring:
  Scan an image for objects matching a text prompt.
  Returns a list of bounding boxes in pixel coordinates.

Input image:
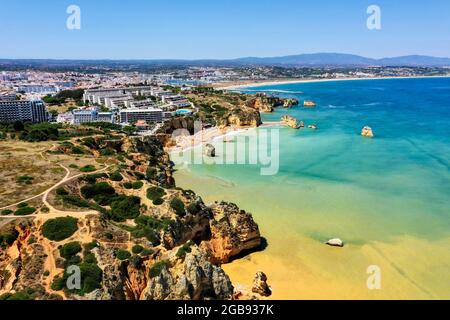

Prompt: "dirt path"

[0,164,110,218]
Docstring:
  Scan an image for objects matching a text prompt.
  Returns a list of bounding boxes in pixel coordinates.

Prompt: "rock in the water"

[303,100,317,107]
[204,143,216,157]
[200,202,261,264]
[326,238,344,247]
[361,126,374,138]
[281,115,301,129]
[252,272,272,297]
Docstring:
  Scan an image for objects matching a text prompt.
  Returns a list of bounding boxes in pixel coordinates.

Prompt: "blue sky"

[1,0,449,59]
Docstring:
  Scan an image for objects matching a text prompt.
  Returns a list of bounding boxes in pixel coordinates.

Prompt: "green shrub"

[83,252,97,264]
[131,244,144,254]
[149,260,169,278]
[140,248,155,256]
[28,236,36,245]
[109,171,123,182]
[14,206,36,216]
[16,175,34,184]
[123,182,133,189]
[59,242,82,259]
[41,206,50,213]
[134,172,146,180]
[116,249,131,261]
[110,195,141,221]
[79,262,103,294]
[0,228,19,246]
[80,165,96,172]
[146,187,166,201]
[43,270,50,277]
[78,173,108,184]
[1,209,13,216]
[42,217,78,241]
[0,292,32,300]
[176,241,194,258]
[152,198,164,206]
[61,195,90,208]
[146,167,157,180]
[104,232,113,240]
[100,148,115,156]
[17,202,29,208]
[170,198,185,217]
[51,277,65,291]
[186,203,201,215]
[132,181,143,189]
[81,182,115,199]
[56,187,69,196]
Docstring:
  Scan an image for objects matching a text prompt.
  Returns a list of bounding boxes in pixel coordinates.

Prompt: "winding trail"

[0,164,110,218]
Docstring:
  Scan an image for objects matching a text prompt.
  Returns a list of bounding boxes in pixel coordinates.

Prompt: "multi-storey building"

[0,99,48,123]
[119,108,163,124]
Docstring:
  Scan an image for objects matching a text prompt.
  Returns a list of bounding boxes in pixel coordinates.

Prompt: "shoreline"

[216,75,450,90]
[166,122,280,154]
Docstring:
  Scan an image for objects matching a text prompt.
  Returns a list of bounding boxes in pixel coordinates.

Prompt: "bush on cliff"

[149,260,170,278]
[186,203,201,215]
[170,198,186,217]
[59,241,82,259]
[146,186,166,201]
[116,249,131,261]
[131,245,144,254]
[42,217,78,241]
[110,195,141,221]
[109,171,123,182]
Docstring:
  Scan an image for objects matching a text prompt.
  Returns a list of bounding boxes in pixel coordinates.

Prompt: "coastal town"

[1,63,448,135]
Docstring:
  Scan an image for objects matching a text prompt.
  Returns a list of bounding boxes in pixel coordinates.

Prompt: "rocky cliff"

[0,135,262,301]
[247,96,299,113]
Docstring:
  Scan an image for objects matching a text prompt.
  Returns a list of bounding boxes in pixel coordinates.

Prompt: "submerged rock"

[361,126,374,138]
[326,238,344,247]
[251,272,272,297]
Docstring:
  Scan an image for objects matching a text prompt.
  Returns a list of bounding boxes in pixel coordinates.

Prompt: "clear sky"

[1,0,449,59]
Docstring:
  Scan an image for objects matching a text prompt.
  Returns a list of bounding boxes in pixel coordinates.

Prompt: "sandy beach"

[216,75,450,91]
[166,122,281,153]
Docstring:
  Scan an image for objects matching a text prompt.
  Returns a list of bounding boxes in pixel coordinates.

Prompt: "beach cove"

[173,77,450,299]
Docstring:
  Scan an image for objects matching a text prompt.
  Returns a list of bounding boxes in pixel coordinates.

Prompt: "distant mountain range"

[1,53,450,67]
[230,53,450,67]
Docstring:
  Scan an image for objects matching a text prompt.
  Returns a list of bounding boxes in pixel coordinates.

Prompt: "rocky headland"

[0,135,263,300]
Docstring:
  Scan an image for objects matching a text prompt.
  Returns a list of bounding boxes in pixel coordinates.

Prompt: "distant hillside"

[230,53,450,67]
[1,53,450,68]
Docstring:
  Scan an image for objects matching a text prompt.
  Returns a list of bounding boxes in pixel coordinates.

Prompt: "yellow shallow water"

[174,170,450,300]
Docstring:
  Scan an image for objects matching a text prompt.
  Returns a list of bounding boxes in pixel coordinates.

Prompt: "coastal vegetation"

[41,217,79,241]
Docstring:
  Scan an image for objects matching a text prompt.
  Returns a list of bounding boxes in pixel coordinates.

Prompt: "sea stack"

[281,115,301,129]
[303,100,317,107]
[361,126,374,138]
[252,272,272,297]
[204,143,216,157]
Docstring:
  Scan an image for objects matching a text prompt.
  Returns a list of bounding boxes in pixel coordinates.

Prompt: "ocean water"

[173,77,450,299]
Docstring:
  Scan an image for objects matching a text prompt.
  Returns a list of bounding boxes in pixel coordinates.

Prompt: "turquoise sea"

[173,77,450,299]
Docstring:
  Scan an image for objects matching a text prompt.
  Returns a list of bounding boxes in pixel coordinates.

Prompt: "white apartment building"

[119,108,163,124]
